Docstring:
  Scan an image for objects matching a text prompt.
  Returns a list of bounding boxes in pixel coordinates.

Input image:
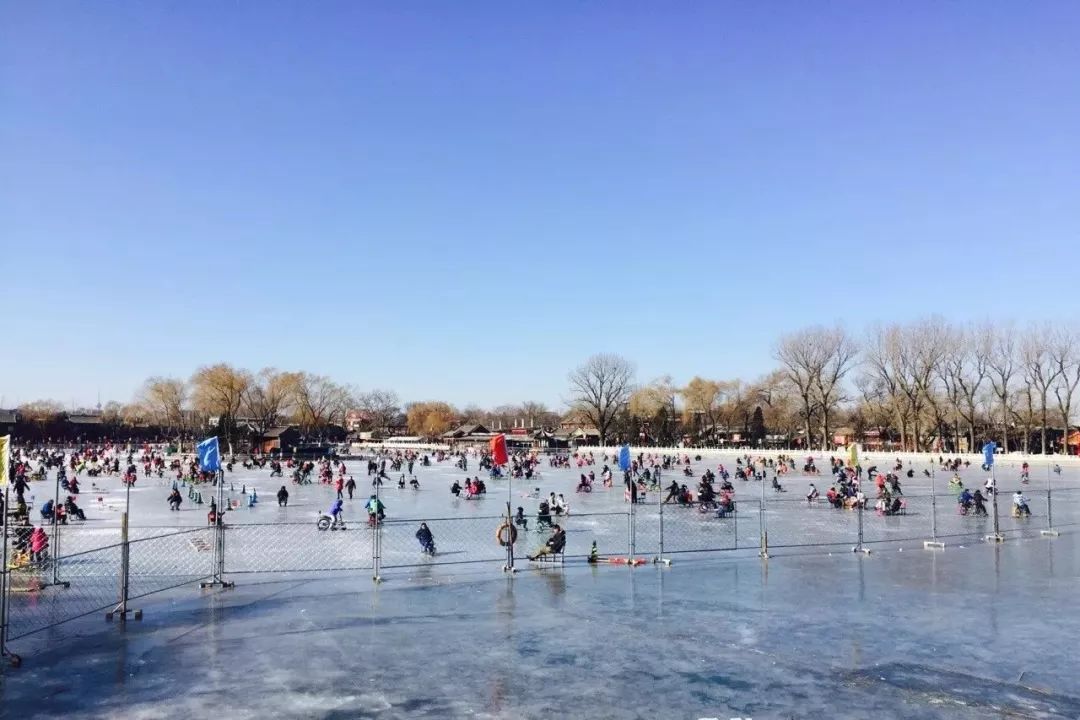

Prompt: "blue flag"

[618,445,631,472]
[197,436,221,473]
[982,441,996,469]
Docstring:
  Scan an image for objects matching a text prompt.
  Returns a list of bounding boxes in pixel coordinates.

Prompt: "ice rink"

[3,523,1080,719]
[4,449,1080,718]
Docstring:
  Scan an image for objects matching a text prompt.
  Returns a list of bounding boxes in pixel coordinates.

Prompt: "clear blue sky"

[2,2,1078,410]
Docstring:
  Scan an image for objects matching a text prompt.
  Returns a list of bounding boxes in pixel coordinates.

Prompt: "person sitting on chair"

[806,483,819,503]
[415,522,435,553]
[536,501,554,530]
[277,485,289,507]
[65,496,87,521]
[1013,490,1031,516]
[698,481,716,505]
[528,524,566,560]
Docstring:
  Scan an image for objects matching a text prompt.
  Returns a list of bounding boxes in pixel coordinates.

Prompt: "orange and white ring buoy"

[496,522,518,546]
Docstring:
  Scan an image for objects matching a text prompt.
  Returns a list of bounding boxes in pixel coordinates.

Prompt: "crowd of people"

[2,441,1063,576]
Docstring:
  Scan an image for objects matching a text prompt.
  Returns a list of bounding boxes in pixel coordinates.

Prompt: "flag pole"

[199,437,234,589]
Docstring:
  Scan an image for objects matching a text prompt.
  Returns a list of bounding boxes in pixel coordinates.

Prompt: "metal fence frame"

[3,477,1079,667]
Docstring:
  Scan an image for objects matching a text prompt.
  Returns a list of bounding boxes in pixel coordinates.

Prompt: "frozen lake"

[5,450,1080,718]
[22,449,1080,566]
[3,525,1080,719]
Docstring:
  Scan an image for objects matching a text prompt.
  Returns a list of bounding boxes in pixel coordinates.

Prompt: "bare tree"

[136,376,188,434]
[355,389,401,436]
[521,401,560,430]
[292,373,351,437]
[567,353,636,446]
[1050,327,1080,455]
[406,401,458,438]
[776,330,821,449]
[750,370,799,441]
[813,327,859,449]
[1012,382,1037,454]
[1020,325,1063,454]
[941,323,991,451]
[243,368,299,437]
[17,400,65,433]
[777,326,857,450]
[864,325,912,450]
[987,326,1017,452]
[680,377,725,443]
[190,364,253,450]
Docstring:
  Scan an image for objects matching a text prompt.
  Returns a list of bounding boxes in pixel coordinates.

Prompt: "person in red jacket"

[30,527,49,564]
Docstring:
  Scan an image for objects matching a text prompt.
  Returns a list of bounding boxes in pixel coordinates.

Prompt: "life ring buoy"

[496,522,518,546]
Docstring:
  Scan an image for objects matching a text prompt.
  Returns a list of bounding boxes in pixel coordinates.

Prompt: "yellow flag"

[0,435,9,486]
[848,442,858,467]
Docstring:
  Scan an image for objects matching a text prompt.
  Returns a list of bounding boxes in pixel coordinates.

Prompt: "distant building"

[67,413,106,440]
[256,426,302,454]
[345,410,371,433]
[0,409,17,436]
[442,423,497,443]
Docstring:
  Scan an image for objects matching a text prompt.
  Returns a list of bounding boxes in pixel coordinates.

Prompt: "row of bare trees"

[133,365,381,446]
[855,322,1080,453]
[567,355,803,446]
[11,322,1080,451]
[566,321,1080,452]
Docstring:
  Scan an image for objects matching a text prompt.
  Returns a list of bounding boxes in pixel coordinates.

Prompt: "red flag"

[490,433,508,466]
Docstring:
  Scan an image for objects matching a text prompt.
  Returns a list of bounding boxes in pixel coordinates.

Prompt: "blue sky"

[2,2,1078,410]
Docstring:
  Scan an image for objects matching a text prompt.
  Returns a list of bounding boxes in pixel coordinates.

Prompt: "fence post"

[758,479,768,559]
[733,488,738,550]
[987,465,1004,542]
[503,502,515,573]
[372,473,382,583]
[853,496,870,555]
[0,486,21,667]
[924,463,945,549]
[1042,460,1059,537]
[106,511,141,621]
[654,482,670,565]
[41,472,70,590]
[200,469,234,589]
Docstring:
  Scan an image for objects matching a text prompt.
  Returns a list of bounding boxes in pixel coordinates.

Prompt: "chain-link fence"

[6,542,123,640]
[7,480,1080,663]
[223,522,372,574]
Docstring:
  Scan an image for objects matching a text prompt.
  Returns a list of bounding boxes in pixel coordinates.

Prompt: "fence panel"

[127,527,215,600]
[6,543,122,640]
[223,522,373,574]
[763,493,859,549]
[861,494,938,546]
[635,503,738,555]
[560,512,629,559]
[380,516,506,569]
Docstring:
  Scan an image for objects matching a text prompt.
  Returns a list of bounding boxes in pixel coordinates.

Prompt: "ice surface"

[4,451,1080,718]
[24,451,1080,542]
[4,532,1080,719]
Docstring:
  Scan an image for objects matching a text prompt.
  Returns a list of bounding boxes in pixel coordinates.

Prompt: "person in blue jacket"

[329,498,344,526]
